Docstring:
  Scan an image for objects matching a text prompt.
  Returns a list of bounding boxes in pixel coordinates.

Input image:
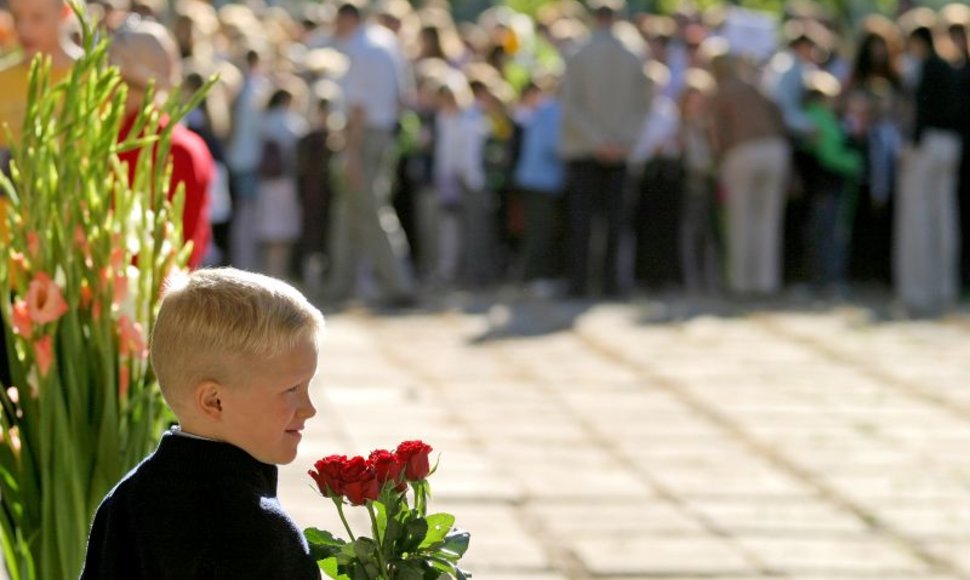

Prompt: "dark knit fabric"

[80,431,321,580]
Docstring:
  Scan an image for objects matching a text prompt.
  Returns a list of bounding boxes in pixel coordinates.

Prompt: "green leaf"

[318,557,349,580]
[305,528,347,561]
[374,500,388,539]
[418,513,455,549]
[394,560,429,580]
[352,537,379,562]
[402,517,430,553]
[439,527,471,559]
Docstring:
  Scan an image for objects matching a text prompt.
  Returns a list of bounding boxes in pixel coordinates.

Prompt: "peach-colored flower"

[33,336,53,377]
[74,226,90,256]
[80,280,93,310]
[109,247,125,273]
[26,232,40,258]
[11,300,32,337]
[113,272,127,306]
[26,272,68,325]
[118,315,147,359]
[92,300,102,321]
[119,365,130,400]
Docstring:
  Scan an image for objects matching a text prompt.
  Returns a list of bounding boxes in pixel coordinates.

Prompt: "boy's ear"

[195,380,224,420]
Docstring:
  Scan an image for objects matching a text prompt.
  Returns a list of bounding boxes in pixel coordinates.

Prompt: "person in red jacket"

[111,16,212,270]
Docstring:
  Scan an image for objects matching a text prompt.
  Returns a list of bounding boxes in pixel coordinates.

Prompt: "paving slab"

[272,299,970,579]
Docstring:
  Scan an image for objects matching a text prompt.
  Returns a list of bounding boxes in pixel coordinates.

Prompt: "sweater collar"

[153,431,279,496]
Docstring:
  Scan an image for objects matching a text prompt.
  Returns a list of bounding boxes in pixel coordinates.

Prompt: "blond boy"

[81,268,323,580]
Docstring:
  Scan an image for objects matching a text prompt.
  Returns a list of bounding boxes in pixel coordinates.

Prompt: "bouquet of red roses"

[306,441,471,579]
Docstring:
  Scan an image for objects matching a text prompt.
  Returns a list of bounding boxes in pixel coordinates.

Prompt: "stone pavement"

[278,294,970,580]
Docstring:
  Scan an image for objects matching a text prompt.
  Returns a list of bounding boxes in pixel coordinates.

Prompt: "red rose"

[341,456,380,505]
[369,449,406,491]
[309,455,347,498]
[395,440,433,481]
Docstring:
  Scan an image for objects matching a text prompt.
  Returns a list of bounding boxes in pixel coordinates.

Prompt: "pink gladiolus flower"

[113,272,127,306]
[26,273,68,325]
[109,247,125,272]
[26,232,40,258]
[11,300,32,337]
[118,315,148,359]
[80,281,93,310]
[34,336,53,377]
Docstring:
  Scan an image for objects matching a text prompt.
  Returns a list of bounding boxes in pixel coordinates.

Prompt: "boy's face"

[9,0,64,61]
[219,335,319,465]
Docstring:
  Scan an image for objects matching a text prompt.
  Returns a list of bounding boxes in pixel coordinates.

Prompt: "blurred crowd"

[1,0,969,317]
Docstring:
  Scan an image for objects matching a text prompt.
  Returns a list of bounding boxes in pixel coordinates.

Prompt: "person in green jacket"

[801,70,863,297]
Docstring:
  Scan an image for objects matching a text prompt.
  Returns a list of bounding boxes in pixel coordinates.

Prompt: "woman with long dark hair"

[845,17,905,285]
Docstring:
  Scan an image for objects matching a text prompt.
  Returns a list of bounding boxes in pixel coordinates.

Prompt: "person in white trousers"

[895,20,964,316]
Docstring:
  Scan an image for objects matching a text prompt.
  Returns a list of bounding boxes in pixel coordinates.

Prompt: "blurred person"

[297,81,341,291]
[326,0,416,306]
[764,19,824,285]
[406,62,447,281]
[710,48,789,296]
[678,69,721,297]
[895,14,963,316]
[846,19,905,285]
[763,19,821,140]
[257,87,307,280]
[183,69,232,267]
[664,7,696,99]
[943,3,970,291]
[111,17,213,270]
[227,48,269,272]
[418,22,464,66]
[0,9,14,56]
[433,72,487,286]
[469,74,514,285]
[629,60,682,290]
[560,0,651,297]
[801,71,862,296]
[513,76,566,292]
[0,0,81,153]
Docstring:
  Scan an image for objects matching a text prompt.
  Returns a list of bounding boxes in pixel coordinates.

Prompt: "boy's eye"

[286,385,300,393]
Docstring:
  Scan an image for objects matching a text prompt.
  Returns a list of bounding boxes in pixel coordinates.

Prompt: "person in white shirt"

[257,88,308,280]
[326,0,416,306]
[227,49,269,272]
[432,72,487,285]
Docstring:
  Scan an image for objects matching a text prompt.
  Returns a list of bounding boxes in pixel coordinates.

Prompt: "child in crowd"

[678,68,721,296]
[258,87,309,281]
[433,72,487,286]
[298,81,341,294]
[82,268,323,579]
[801,70,863,296]
[513,76,565,293]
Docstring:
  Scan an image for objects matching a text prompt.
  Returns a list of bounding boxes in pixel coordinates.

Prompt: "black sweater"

[914,55,962,143]
[80,432,321,580]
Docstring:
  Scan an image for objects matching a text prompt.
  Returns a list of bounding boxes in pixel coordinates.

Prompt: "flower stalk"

[0,4,212,578]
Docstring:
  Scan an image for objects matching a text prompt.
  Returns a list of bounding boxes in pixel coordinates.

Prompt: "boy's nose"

[300,391,317,420]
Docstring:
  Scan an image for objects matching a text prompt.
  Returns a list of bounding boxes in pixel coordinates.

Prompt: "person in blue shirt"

[513,77,566,290]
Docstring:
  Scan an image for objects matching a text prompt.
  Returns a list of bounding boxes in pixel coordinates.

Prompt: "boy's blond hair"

[150,268,324,411]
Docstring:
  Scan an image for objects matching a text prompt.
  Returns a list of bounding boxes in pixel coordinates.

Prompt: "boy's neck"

[171,425,220,442]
